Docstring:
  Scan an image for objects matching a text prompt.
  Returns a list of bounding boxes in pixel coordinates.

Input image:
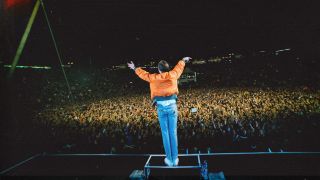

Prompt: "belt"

[156,99,176,106]
[152,94,178,107]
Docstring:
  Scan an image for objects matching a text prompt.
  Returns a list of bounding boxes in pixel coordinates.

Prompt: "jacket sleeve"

[169,60,185,79]
[135,67,151,82]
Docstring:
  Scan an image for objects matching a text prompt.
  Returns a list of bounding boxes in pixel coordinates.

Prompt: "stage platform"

[1,152,320,178]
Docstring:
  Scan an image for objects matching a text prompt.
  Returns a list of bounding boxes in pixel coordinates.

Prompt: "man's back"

[135,60,185,100]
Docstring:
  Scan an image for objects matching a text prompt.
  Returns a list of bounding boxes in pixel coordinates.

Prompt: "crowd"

[36,86,320,153]
[3,56,320,154]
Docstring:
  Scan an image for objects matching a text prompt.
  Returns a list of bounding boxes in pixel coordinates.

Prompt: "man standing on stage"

[127,57,191,166]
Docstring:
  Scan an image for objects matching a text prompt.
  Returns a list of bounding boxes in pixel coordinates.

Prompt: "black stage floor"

[1,152,320,178]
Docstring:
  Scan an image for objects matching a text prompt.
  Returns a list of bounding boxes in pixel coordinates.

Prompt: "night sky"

[2,0,320,66]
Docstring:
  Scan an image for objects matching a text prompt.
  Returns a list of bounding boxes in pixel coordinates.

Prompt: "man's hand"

[127,61,136,70]
[182,57,192,63]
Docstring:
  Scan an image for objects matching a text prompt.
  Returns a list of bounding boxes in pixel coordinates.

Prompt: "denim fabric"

[156,102,178,162]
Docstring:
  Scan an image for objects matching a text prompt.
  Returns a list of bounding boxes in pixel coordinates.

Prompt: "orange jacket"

[135,60,185,100]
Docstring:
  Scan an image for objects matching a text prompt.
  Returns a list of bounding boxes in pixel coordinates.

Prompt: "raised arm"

[135,67,151,82]
[127,61,151,82]
[169,57,192,79]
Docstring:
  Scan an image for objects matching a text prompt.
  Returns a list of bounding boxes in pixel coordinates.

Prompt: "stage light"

[4,0,31,10]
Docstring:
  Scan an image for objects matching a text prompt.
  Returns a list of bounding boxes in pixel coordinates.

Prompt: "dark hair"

[158,60,170,72]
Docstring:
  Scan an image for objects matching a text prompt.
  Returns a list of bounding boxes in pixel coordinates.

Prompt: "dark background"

[1,0,320,67]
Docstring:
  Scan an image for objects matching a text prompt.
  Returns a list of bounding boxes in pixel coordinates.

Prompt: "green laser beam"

[40,0,73,99]
[4,65,52,69]
[8,0,41,78]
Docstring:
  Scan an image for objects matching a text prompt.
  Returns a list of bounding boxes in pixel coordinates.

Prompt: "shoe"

[173,158,179,166]
[164,158,173,167]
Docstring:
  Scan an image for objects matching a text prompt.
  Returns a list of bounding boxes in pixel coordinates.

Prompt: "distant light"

[275,48,291,53]
[61,65,71,68]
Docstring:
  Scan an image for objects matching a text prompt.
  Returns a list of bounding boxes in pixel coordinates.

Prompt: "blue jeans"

[156,102,178,162]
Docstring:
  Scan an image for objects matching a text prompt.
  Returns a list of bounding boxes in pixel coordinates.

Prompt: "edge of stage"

[1,151,320,178]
